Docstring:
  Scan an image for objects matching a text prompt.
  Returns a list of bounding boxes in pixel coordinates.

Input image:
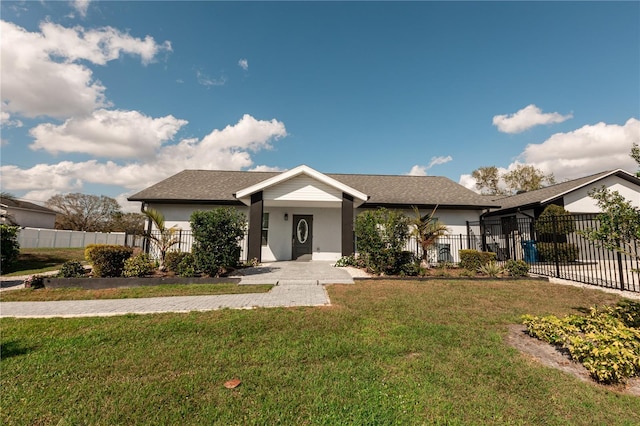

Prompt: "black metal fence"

[125,230,248,262]
[466,214,639,293]
[128,214,638,293]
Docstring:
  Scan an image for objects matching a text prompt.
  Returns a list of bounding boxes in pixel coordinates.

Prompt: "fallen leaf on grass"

[224,379,241,389]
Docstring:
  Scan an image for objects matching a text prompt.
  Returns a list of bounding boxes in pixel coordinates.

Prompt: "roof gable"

[234,165,368,206]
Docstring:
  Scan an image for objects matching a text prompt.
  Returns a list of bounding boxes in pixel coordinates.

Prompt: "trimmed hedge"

[123,253,155,277]
[85,244,133,277]
[537,242,579,262]
[458,250,496,271]
[1,224,20,273]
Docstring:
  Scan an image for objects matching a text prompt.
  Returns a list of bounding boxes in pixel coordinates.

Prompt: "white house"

[483,169,640,221]
[129,165,498,262]
[0,197,57,229]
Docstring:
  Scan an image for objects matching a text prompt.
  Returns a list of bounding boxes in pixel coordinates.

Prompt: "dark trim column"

[341,193,354,256]
[248,191,263,262]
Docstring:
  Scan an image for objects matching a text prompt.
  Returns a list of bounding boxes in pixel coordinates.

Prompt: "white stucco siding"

[146,203,249,230]
[564,176,640,212]
[263,175,342,203]
[9,208,56,229]
[261,206,342,261]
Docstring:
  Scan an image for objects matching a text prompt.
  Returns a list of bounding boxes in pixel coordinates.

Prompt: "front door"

[292,215,313,260]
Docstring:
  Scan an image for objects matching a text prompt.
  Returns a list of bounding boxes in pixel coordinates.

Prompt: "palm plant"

[143,208,180,270]
[411,206,449,266]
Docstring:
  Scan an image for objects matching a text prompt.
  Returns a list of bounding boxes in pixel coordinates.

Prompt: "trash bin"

[521,240,538,263]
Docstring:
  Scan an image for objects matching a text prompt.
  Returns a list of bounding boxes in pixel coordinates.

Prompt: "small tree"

[143,208,180,270]
[355,208,411,274]
[535,204,576,236]
[190,208,247,277]
[582,187,640,260]
[535,205,578,262]
[411,206,449,266]
[1,224,20,273]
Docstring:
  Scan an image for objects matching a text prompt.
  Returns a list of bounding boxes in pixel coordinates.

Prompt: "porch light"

[284,213,289,221]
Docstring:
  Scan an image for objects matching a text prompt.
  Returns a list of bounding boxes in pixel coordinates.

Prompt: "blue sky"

[1,1,638,211]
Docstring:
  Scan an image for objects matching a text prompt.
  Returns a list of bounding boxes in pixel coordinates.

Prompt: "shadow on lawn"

[1,340,35,359]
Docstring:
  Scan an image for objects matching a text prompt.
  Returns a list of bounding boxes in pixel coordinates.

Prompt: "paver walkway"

[0,261,358,318]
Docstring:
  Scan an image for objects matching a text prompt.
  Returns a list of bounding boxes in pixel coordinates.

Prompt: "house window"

[261,213,269,246]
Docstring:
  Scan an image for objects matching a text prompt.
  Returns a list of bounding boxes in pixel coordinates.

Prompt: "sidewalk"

[0,262,363,318]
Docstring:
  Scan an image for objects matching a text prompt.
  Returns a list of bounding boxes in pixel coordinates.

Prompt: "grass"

[0,283,273,302]
[2,279,639,425]
[2,248,86,276]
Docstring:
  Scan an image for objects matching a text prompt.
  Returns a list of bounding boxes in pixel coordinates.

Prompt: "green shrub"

[86,244,133,277]
[478,261,504,277]
[458,250,496,271]
[164,251,189,273]
[535,205,576,236]
[504,259,530,277]
[335,254,356,267]
[537,242,579,262]
[123,253,155,277]
[522,302,640,384]
[58,260,86,277]
[0,224,20,273]
[355,208,411,275]
[176,253,197,277]
[190,208,247,277]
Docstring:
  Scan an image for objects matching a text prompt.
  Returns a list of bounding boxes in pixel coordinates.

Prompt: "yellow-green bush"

[458,250,496,271]
[522,301,640,384]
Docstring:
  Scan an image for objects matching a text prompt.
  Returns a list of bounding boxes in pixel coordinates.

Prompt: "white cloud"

[197,70,226,87]
[29,109,188,159]
[0,20,171,119]
[460,118,639,191]
[407,155,453,176]
[1,114,287,198]
[518,118,639,180]
[493,104,573,134]
[71,0,90,17]
[407,165,427,176]
[250,165,285,172]
[0,110,23,128]
[238,58,249,71]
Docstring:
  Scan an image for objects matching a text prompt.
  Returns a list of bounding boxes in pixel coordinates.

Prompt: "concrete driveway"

[232,261,355,285]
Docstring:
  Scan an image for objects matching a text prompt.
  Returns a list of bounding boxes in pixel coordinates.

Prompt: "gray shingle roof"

[128,170,497,209]
[0,197,57,215]
[485,169,639,215]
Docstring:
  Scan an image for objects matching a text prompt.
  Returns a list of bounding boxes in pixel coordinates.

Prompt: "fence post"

[616,239,625,291]
[552,215,560,277]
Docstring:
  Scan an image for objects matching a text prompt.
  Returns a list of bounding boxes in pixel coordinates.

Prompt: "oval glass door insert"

[296,219,309,244]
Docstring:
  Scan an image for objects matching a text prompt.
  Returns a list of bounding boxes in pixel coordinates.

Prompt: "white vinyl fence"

[18,227,126,248]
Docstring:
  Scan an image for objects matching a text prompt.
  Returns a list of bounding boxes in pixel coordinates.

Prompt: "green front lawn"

[2,248,86,276]
[0,283,273,302]
[1,279,638,425]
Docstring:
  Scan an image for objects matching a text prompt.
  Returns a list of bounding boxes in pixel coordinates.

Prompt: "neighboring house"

[0,197,58,229]
[129,165,498,262]
[484,169,640,220]
[478,169,640,261]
